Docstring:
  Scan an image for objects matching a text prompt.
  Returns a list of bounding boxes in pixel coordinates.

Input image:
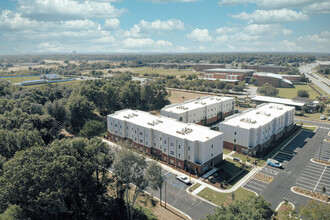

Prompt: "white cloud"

[0,10,39,31]
[302,2,330,14]
[16,0,126,20]
[124,19,185,37]
[103,18,120,30]
[123,38,172,48]
[139,19,185,32]
[187,28,213,42]
[218,0,323,10]
[215,26,239,34]
[243,24,292,36]
[142,0,198,3]
[231,9,309,24]
[297,31,330,52]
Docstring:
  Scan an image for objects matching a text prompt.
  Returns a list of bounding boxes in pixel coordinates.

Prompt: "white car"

[175,175,191,184]
[320,115,326,120]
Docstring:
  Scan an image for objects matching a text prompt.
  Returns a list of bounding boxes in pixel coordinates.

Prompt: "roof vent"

[176,127,193,135]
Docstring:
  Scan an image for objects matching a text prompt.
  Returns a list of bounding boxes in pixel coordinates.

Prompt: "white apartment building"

[218,103,295,156]
[161,96,235,126]
[107,109,223,175]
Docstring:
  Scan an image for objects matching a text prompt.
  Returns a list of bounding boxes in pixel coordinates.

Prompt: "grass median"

[197,187,254,206]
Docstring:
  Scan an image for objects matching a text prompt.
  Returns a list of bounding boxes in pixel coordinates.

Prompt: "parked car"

[267,159,282,168]
[175,175,191,184]
[328,116,330,121]
[320,115,326,120]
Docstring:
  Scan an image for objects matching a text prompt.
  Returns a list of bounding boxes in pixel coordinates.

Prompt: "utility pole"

[164,180,167,209]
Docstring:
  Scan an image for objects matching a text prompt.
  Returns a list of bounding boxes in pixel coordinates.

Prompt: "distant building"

[242,64,290,74]
[251,96,305,110]
[218,103,295,156]
[40,74,62,81]
[107,109,223,175]
[252,72,297,88]
[203,68,254,83]
[318,61,330,69]
[161,96,235,125]
[194,64,225,71]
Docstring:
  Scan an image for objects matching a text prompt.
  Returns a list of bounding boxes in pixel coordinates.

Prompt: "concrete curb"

[275,201,295,211]
[290,187,330,204]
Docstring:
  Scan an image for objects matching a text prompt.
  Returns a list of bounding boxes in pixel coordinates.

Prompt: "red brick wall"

[206,115,218,125]
[223,141,247,154]
[258,76,281,87]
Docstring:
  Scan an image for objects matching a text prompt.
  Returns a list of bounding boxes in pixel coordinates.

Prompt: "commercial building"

[161,96,235,125]
[194,64,225,71]
[107,109,223,175]
[252,72,297,88]
[251,95,305,110]
[318,61,330,69]
[218,103,295,156]
[242,64,290,74]
[203,68,254,83]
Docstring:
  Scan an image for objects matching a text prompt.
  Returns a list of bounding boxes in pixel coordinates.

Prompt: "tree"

[297,90,310,98]
[112,149,149,220]
[0,204,25,220]
[146,161,164,206]
[204,196,274,220]
[80,120,104,139]
[257,83,279,97]
[66,95,95,130]
[299,199,330,220]
[0,138,119,219]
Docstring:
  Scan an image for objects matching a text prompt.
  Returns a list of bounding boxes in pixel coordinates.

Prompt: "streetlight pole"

[164,180,167,209]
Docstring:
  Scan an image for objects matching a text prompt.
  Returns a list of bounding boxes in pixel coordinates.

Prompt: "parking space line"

[297,176,318,183]
[313,165,328,191]
[246,180,267,188]
[243,184,264,192]
[301,172,322,179]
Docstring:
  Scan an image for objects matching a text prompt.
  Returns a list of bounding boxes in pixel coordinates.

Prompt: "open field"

[231,153,265,166]
[197,187,254,206]
[110,67,202,77]
[167,89,208,104]
[277,84,325,99]
[5,76,41,83]
[296,112,330,123]
[24,80,81,88]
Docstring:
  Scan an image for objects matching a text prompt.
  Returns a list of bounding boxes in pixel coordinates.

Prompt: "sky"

[0,0,329,54]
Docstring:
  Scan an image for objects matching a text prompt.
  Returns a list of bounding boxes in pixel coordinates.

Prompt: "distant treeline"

[1,53,330,66]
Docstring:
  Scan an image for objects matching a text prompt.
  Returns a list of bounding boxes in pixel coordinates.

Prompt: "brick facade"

[108,132,214,175]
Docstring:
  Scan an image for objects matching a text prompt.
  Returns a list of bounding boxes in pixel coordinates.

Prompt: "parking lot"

[243,165,283,195]
[272,130,314,166]
[243,130,314,195]
[295,134,330,197]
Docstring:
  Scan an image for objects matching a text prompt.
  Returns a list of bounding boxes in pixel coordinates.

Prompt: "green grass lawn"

[277,84,323,99]
[24,79,81,88]
[295,122,318,131]
[6,76,41,83]
[189,183,201,192]
[231,153,266,166]
[197,187,254,206]
[223,149,232,155]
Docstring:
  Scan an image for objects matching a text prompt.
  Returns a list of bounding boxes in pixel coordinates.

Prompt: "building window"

[115,124,117,127]
[234,139,236,143]
[135,130,136,133]
[211,153,213,157]
[120,125,122,128]
[188,147,190,151]
[111,122,112,125]
[146,142,148,146]
[164,140,166,144]
[188,156,190,160]
[160,137,162,141]
[140,132,143,135]
[170,142,174,146]
[140,139,143,143]
[127,126,128,129]
[211,144,213,148]
[178,145,181,149]
[170,151,174,155]
[234,132,236,135]
[178,154,181,158]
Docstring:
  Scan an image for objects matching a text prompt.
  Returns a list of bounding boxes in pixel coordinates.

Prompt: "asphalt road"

[146,170,216,220]
[295,118,330,128]
[258,127,329,209]
[299,63,330,95]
